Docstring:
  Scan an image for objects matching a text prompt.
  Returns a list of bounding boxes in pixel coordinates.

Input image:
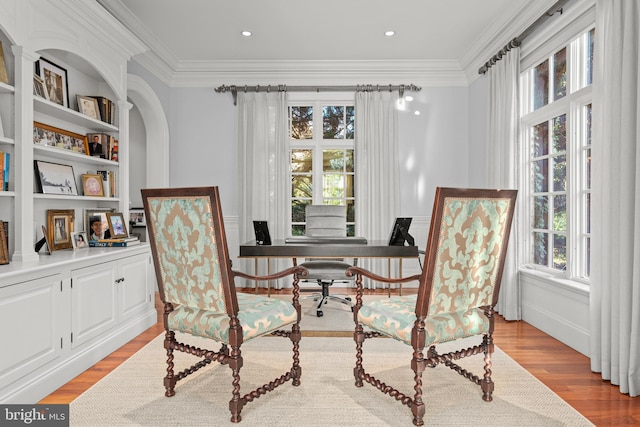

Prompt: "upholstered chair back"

[305,205,346,237]
[142,187,238,317]
[415,188,517,319]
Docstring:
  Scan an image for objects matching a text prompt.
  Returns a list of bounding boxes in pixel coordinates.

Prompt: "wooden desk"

[239,239,419,296]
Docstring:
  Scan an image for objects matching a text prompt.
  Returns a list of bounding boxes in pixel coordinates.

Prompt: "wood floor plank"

[39,290,640,425]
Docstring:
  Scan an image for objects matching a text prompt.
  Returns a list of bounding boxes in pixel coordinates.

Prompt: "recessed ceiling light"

[241,30,252,37]
[385,30,395,37]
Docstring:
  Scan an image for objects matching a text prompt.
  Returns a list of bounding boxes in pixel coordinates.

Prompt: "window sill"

[519,266,590,297]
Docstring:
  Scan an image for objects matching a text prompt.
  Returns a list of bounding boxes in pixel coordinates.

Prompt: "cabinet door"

[0,275,64,389]
[117,253,152,322]
[71,263,117,349]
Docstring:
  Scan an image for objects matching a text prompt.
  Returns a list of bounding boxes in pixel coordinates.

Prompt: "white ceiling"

[97,0,559,86]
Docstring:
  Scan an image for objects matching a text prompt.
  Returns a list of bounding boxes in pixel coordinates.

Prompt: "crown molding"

[459,0,561,83]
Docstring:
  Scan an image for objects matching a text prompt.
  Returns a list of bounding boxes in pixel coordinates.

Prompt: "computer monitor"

[253,220,272,245]
[388,217,414,246]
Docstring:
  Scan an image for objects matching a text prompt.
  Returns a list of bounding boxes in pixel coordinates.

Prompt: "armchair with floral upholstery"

[347,187,517,426]
[142,186,307,423]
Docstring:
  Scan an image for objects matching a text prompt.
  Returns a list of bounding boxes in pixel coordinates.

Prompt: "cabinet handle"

[115,277,125,283]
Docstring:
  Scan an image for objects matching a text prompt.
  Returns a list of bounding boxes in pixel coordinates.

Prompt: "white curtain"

[486,48,521,320]
[354,91,399,287]
[237,91,289,288]
[590,0,640,397]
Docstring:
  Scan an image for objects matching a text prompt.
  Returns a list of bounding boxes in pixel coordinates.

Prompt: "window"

[521,28,594,280]
[289,101,355,236]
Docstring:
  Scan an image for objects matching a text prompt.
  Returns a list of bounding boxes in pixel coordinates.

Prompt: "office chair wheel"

[317,310,323,317]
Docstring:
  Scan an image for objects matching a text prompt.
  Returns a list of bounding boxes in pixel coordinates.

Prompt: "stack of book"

[89,236,140,247]
[0,151,9,191]
[89,96,116,125]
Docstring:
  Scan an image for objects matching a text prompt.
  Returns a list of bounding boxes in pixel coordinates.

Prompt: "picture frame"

[47,209,74,251]
[129,208,146,227]
[40,225,51,255]
[0,41,8,84]
[81,174,105,197]
[34,121,88,155]
[34,160,78,195]
[36,57,69,107]
[0,221,8,264]
[33,75,49,100]
[106,212,128,239]
[71,231,89,249]
[84,208,115,241]
[87,133,110,158]
[76,95,101,121]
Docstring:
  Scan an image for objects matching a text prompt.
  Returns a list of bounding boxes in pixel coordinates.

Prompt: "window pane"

[323,106,345,139]
[587,29,595,86]
[585,193,591,234]
[585,237,591,276]
[534,59,549,110]
[291,106,313,140]
[553,234,567,270]
[533,159,548,192]
[323,150,344,171]
[291,225,305,236]
[534,232,548,266]
[345,174,354,198]
[553,47,567,100]
[533,121,549,157]
[346,106,355,139]
[346,149,354,172]
[553,195,566,231]
[291,200,310,223]
[534,196,549,229]
[291,175,312,198]
[553,155,566,191]
[323,174,345,198]
[346,200,355,223]
[552,114,566,153]
[291,149,312,172]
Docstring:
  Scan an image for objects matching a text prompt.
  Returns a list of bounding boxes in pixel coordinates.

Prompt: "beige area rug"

[70,334,593,426]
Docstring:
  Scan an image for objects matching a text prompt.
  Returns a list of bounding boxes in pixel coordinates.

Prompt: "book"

[0,151,8,191]
[97,236,139,242]
[89,239,140,247]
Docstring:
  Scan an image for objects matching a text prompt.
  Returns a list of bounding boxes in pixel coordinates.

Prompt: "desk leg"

[387,258,391,298]
[254,258,259,294]
[399,259,403,296]
[267,260,271,297]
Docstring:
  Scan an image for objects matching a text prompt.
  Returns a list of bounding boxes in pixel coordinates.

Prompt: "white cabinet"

[0,246,156,404]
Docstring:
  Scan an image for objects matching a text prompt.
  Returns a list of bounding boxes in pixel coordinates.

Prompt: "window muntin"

[522,28,594,280]
[289,102,355,236]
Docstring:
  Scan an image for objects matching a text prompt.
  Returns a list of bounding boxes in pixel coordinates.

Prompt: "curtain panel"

[486,48,522,320]
[590,0,640,397]
[354,91,399,288]
[237,91,290,288]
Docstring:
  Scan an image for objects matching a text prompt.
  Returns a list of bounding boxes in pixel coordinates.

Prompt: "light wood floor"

[40,289,639,426]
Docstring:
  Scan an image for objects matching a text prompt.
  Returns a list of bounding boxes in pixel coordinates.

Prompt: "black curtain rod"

[478,0,572,75]
[215,84,422,105]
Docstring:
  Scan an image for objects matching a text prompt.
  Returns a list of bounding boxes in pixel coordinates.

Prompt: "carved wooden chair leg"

[354,325,365,387]
[228,345,244,423]
[163,331,176,397]
[481,334,495,402]
[290,325,302,386]
[411,349,426,426]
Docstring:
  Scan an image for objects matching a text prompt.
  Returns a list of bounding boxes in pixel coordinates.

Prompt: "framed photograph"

[82,174,105,197]
[40,225,51,255]
[34,160,78,195]
[34,122,88,154]
[33,75,49,100]
[0,221,8,264]
[129,208,146,227]
[0,41,8,84]
[71,231,89,249]
[36,57,69,107]
[106,212,128,239]
[47,209,74,251]
[87,133,110,158]
[77,95,101,121]
[85,208,115,241]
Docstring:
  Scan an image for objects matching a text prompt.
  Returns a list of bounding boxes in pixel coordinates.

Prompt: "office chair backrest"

[415,187,517,318]
[142,186,238,317]
[305,205,346,237]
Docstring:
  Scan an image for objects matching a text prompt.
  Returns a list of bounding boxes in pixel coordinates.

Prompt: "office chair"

[348,187,517,426]
[299,204,355,317]
[142,186,307,423]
